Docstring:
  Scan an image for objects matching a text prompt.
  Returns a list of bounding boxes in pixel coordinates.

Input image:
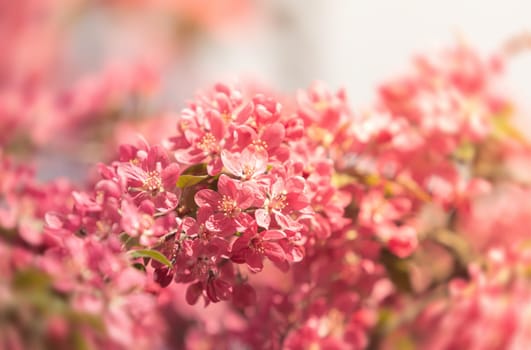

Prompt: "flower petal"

[195,189,220,208]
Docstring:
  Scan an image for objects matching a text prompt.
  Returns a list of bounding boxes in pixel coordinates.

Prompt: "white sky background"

[70,0,531,127]
[194,0,531,128]
[308,0,530,103]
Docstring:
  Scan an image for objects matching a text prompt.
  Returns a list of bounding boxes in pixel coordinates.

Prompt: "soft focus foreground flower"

[410,247,531,350]
[0,151,165,349]
[0,0,161,152]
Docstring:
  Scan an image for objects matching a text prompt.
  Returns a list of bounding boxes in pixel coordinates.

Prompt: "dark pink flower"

[194,174,255,235]
[117,143,181,211]
[378,224,418,258]
[231,229,288,272]
[206,276,232,303]
[231,283,257,308]
[173,107,226,175]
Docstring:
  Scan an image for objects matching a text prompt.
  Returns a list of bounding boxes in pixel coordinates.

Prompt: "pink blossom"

[254,172,309,231]
[384,225,418,258]
[195,174,255,235]
[221,148,268,180]
[231,229,288,272]
[117,142,181,211]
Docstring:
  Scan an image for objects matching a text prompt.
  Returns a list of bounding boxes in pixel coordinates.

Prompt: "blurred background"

[2,0,530,178]
[64,0,531,105]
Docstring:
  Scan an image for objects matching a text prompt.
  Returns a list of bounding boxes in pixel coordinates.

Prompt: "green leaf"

[120,233,140,249]
[132,262,147,272]
[0,226,17,238]
[491,112,527,143]
[13,269,52,291]
[381,249,413,293]
[68,311,105,334]
[453,141,475,162]
[176,175,208,188]
[71,329,93,350]
[376,307,396,331]
[331,173,356,187]
[395,334,415,350]
[129,249,173,268]
[182,163,208,175]
[431,229,473,270]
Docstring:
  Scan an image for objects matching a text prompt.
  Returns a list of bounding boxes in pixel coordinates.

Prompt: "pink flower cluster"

[0,150,164,349]
[3,6,531,347]
[44,83,350,309]
[412,247,531,350]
